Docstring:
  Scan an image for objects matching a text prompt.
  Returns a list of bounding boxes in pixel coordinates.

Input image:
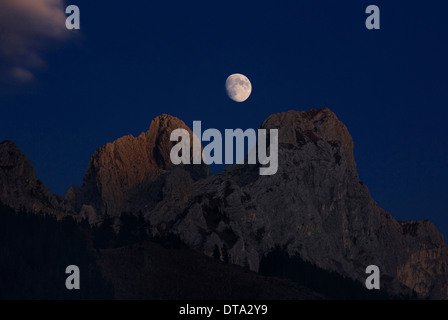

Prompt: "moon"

[225,73,252,102]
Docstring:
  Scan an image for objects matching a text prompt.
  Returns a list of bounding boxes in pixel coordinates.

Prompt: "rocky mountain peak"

[0,140,71,217]
[146,113,194,170]
[66,114,210,220]
[2,108,447,299]
[0,140,36,181]
[261,108,356,168]
[142,107,448,299]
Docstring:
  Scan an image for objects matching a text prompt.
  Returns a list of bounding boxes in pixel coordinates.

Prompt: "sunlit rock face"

[3,108,446,299]
[65,114,210,220]
[143,108,448,299]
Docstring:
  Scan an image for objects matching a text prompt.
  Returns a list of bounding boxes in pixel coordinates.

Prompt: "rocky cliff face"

[66,114,210,222]
[2,109,447,299]
[140,108,448,299]
[0,141,71,217]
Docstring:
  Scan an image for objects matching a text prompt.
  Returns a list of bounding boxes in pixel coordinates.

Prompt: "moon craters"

[225,74,252,102]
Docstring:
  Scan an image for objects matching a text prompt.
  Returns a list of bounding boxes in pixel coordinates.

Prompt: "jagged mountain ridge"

[0,140,73,218]
[1,108,447,299]
[143,108,448,298]
[65,114,210,223]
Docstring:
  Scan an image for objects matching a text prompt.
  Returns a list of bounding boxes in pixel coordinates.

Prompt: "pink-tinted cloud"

[0,0,71,82]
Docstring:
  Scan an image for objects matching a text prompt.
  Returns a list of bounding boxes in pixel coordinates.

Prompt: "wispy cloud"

[0,0,71,82]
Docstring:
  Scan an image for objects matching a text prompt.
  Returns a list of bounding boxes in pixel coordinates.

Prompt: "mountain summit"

[65,114,210,222]
[0,140,71,217]
[1,109,447,299]
[141,108,448,299]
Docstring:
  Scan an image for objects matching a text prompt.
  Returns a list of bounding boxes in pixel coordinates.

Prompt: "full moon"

[225,73,252,102]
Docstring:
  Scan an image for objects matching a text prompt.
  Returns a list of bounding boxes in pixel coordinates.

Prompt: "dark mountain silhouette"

[0,203,327,299]
[0,204,113,299]
[0,140,73,217]
[1,108,447,299]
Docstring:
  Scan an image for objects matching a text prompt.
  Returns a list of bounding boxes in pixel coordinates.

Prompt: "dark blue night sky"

[1,1,447,237]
